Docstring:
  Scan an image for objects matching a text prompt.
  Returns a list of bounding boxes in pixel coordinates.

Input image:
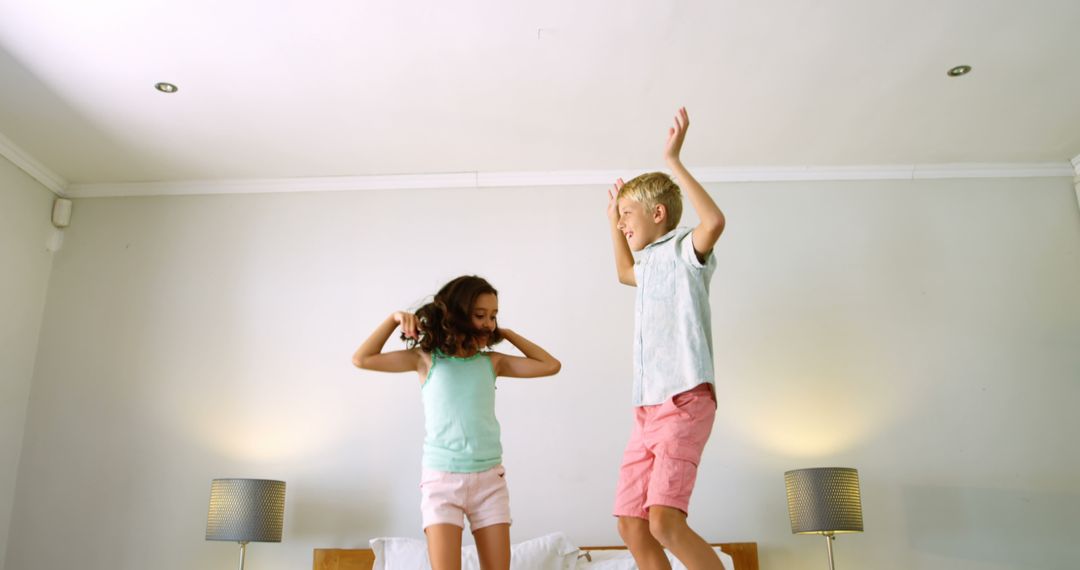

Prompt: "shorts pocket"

[670,391,697,419]
[661,444,702,498]
[671,385,717,422]
[419,468,445,489]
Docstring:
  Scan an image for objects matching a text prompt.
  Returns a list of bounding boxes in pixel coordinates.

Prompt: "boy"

[606,107,726,570]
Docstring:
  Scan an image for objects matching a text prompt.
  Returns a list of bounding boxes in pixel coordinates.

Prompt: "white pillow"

[578,548,735,570]
[578,551,637,570]
[508,532,579,570]
[371,536,430,570]
[668,548,735,570]
[370,532,579,570]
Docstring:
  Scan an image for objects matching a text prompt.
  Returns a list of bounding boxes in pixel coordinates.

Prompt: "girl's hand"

[393,311,420,339]
[607,178,625,223]
[663,107,689,164]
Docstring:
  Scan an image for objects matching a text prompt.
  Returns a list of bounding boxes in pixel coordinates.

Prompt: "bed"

[313,541,759,570]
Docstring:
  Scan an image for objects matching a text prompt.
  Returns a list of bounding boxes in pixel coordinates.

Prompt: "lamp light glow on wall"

[206,478,286,570]
[785,467,863,570]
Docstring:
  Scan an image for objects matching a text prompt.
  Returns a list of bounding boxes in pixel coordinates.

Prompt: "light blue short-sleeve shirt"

[632,226,718,406]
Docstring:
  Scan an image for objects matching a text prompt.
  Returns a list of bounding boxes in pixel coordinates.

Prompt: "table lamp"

[785,467,863,570]
[206,478,286,570]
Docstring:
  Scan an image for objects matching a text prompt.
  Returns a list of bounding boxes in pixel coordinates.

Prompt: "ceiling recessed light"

[947,65,972,77]
[155,82,178,93]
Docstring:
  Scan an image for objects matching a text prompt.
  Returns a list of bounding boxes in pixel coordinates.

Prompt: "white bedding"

[370,533,737,570]
[578,547,735,570]
[371,533,578,570]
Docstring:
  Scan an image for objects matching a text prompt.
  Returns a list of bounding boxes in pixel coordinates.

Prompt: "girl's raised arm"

[490,328,561,378]
[352,312,422,374]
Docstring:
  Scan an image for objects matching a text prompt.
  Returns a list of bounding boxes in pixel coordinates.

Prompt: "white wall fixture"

[1072,154,1080,212]
[47,197,72,253]
[51,198,72,228]
[45,229,63,253]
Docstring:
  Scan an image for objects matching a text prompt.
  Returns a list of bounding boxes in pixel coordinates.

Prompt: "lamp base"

[824,533,835,570]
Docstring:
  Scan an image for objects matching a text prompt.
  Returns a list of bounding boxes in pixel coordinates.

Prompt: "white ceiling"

[1,0,1079,195]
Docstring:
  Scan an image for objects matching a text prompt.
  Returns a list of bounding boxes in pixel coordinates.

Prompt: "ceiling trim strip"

[63,162,1075,198]
[0,131,68,196]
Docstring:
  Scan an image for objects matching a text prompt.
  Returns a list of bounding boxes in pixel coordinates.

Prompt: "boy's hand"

[392,311,420,339]
[663,106,690,164]
[606,178,625,224]
[662,106,725,258]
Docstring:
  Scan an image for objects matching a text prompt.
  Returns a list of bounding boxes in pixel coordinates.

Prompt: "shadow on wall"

[903,485,1079,569]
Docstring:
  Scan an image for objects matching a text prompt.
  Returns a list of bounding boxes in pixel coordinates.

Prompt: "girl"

[352,275,561,570]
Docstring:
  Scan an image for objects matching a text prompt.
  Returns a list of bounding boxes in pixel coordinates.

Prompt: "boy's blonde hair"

[617,172,683,231]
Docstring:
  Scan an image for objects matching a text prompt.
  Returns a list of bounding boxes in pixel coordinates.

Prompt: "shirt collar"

[643,227,679,251]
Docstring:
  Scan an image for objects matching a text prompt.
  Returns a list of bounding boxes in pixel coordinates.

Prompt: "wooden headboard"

[314,542,758,570]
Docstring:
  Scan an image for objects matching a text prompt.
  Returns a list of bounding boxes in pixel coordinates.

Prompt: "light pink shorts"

[420,464,511,530]
[613,383,716,520]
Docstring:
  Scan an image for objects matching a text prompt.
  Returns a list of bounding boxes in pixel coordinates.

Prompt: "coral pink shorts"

[420,465,511,530]
[613,383,716,519]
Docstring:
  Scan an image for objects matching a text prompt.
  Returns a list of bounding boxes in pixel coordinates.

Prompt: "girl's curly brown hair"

[404,275,503,355]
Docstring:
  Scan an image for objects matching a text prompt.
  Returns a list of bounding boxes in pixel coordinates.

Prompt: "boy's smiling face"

[617,197,666,251]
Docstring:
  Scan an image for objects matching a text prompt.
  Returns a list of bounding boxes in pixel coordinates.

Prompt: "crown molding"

[0,131,68,195]
[476,170,627,187]
[692,165,916,181]
[911,162,1075,179]
[60,162,1077,198]
[66,172,479,198]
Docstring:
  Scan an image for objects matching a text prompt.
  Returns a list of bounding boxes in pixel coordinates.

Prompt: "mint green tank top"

[421,350,502,472]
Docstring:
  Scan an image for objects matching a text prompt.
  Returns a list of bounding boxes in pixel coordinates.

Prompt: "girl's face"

[470,293,499,344]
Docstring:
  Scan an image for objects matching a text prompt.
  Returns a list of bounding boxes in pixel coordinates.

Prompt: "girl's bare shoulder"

[416,348,433,381]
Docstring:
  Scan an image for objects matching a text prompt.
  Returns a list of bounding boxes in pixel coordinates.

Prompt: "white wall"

[0,157,56,570]
[6,177,1080,570]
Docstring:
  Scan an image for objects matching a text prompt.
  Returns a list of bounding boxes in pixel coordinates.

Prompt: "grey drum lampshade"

[785,467,863,534]
[206,479,286,543]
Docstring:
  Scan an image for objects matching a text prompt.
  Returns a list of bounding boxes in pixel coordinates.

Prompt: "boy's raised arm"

[607,178,637,286]
[665,107,725,259]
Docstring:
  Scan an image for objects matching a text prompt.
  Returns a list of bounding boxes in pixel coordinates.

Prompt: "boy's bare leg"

[648,506,725,570]
[426,524,464,570]
[473,523,511,570]
[618,516,672,570]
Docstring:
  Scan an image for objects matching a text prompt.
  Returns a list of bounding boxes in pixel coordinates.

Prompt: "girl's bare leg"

[473,523,511,570]
[426,524,464,570]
